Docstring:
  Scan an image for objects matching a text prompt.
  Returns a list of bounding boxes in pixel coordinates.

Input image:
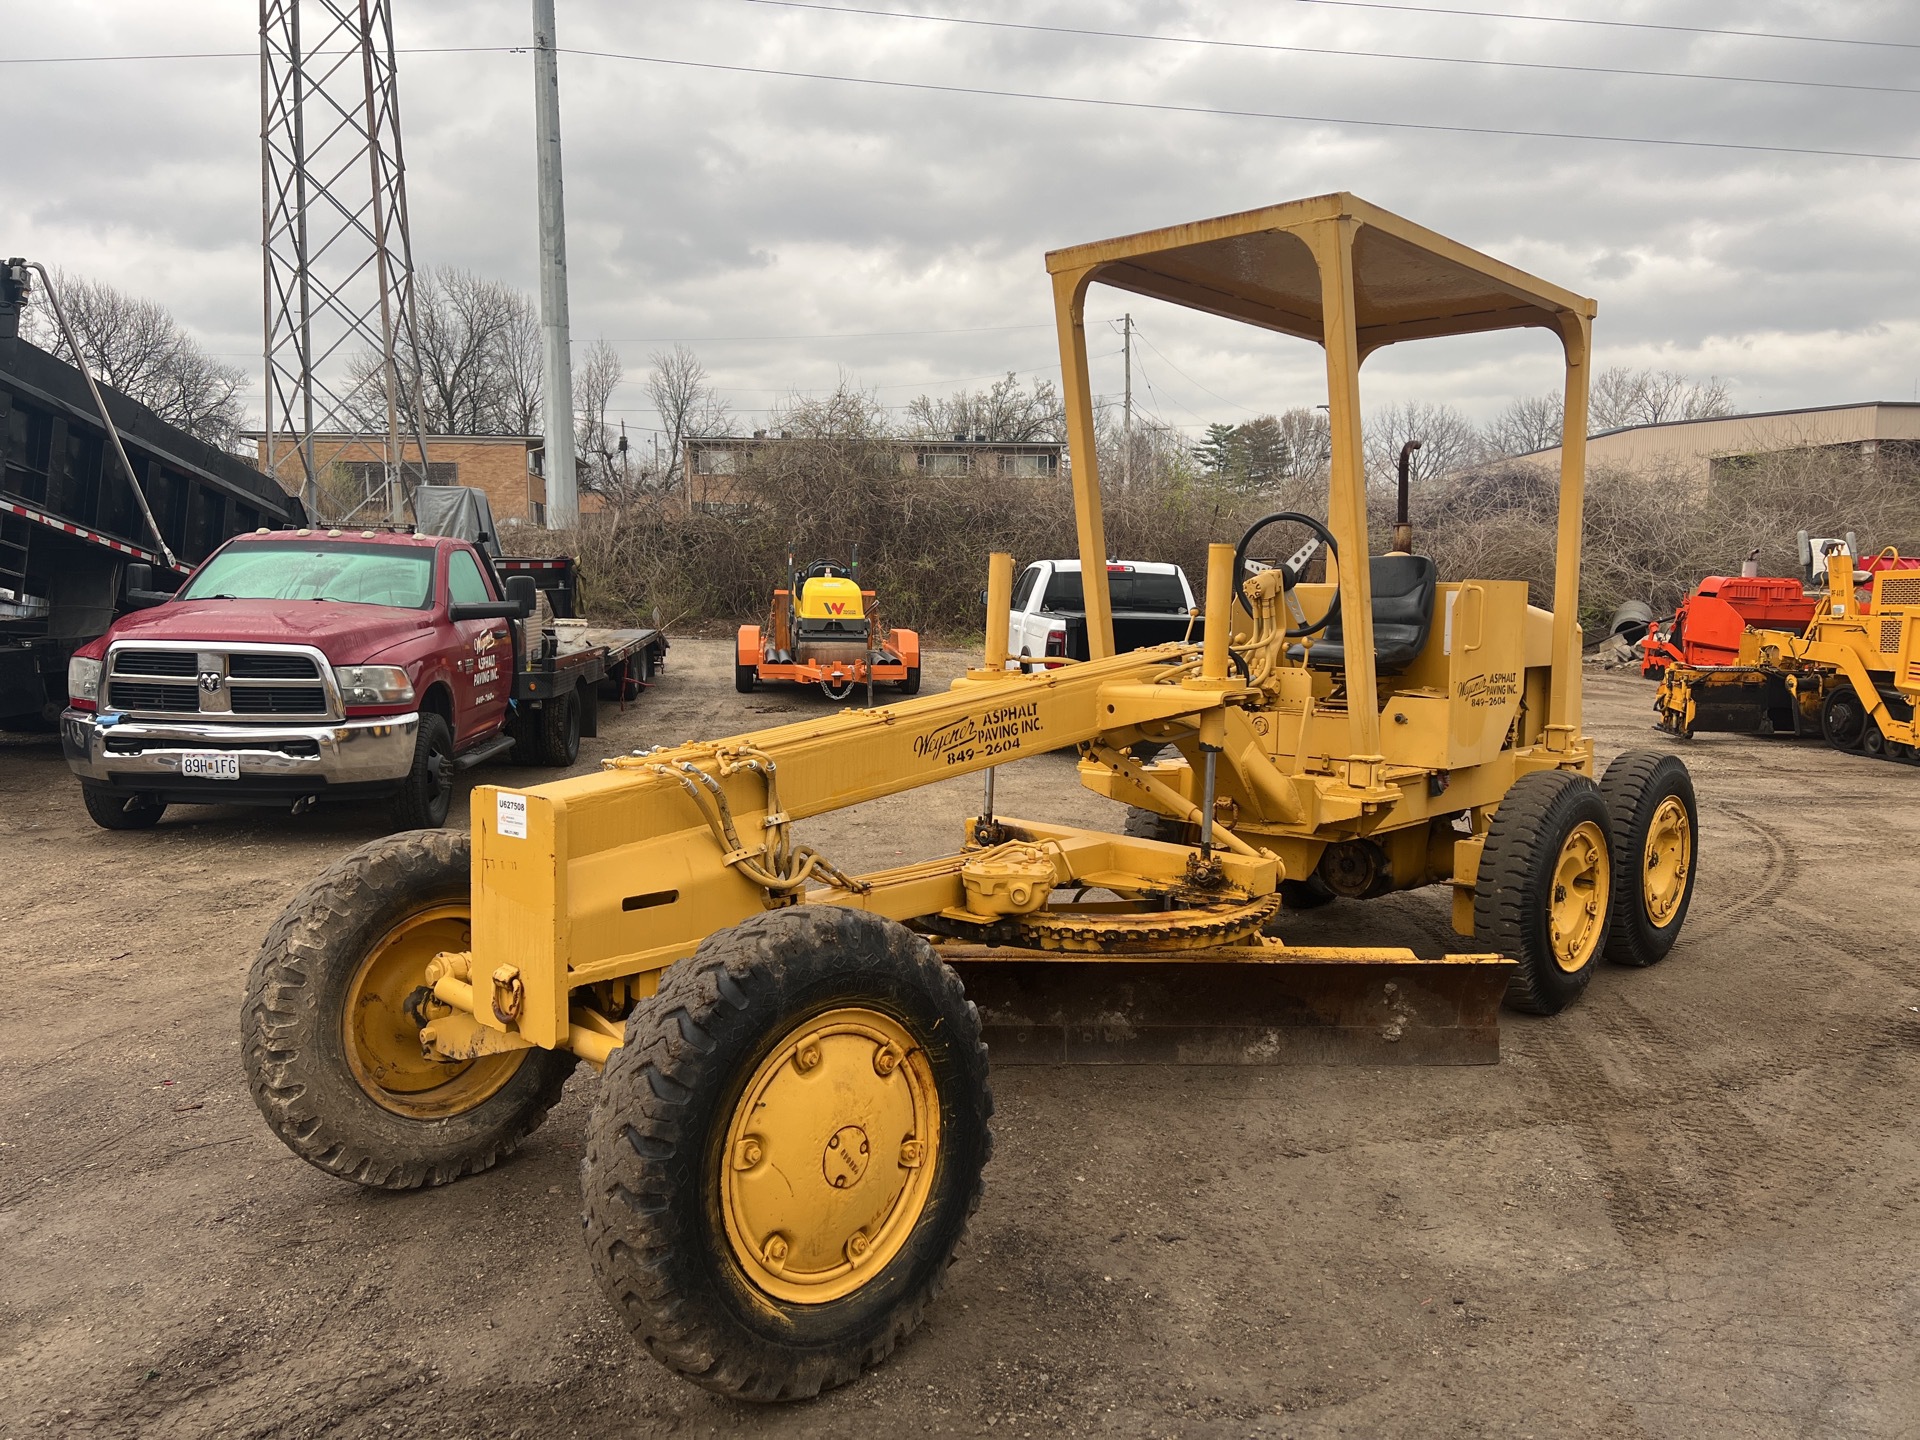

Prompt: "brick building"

[683,435,1065,511]
[246,432,565,527]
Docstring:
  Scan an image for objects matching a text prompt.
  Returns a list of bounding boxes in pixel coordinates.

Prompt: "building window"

[1000,452,1057,478]
[920,451,971,477]
[697,447,737,476]
[340,460,458,497]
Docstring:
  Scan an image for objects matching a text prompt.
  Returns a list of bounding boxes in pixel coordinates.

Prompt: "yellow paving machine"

[241,195,1699,1400]
[1655,545,1920,762]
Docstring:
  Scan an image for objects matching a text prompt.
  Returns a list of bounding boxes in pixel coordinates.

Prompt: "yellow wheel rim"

[342,902,525,1118]
[1641,796,1692,928]
[1548,820,1610,973]
[720,1007,940,1306]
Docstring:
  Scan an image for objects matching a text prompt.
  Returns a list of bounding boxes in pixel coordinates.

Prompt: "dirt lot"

[2,642,1916,1439]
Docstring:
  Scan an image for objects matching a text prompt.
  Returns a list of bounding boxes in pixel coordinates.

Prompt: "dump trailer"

[1655,546,1920,760]
[241,195,1698,1401]
[0,261,305,727]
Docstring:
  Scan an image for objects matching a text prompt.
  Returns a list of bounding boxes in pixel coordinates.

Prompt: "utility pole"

[1121,312,1132,491]
[531,0,577,528]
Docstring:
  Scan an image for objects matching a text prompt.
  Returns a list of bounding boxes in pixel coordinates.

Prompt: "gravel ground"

[2,642,1916,1439]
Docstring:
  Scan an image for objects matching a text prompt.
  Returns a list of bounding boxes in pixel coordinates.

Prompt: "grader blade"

[942,946,1515,1065]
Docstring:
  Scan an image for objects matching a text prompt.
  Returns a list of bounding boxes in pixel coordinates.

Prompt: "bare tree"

[347,266,546,438]
[1591,366,1734,430]
[1485,391,1565,456]
[22,269,246,449]
[1363,400,1487,486]
[574,338,631,500]
[905,371,1064,442]
[648,344,732,497]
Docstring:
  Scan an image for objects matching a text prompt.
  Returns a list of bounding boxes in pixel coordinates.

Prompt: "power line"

[1132,332,1274,417]
[8,39,1914,160]
[599,322,1054,342]
[1287,1,1920,52]
[551,47,1920,164]
[743,1,1920,96]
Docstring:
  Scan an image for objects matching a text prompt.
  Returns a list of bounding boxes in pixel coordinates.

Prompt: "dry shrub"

[538,443,1920,642]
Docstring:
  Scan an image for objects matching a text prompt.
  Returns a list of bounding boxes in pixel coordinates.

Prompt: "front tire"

[388,712,454,830]
[1476,770,1614,1015]
[80,782,166,831]
[240,830,575,1189]
[582,906,992,1402]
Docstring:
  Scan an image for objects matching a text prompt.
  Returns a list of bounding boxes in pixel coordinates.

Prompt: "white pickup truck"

[1002,559,1199,667]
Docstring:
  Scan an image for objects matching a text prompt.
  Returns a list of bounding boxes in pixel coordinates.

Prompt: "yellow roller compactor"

[241,196,1699,1400]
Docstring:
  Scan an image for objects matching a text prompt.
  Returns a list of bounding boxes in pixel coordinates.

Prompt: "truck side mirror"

[122,561,169,610]
[505,574,538,617]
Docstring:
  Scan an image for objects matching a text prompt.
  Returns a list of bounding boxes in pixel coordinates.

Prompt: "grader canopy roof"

[1044,192,1593,352]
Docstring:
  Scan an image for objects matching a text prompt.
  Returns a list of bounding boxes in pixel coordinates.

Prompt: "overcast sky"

[6,0,1918,448]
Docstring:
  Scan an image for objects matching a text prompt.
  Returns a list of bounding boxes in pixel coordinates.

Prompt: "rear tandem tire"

[582,906,993,1402]
[240,829,576,1189]
[80,782,167,831]
[537,687,579,768]
[1475,769,1614,1016]
[1598,751,1698,967]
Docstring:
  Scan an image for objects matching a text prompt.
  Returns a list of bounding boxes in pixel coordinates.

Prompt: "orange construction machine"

[736,555,920,700]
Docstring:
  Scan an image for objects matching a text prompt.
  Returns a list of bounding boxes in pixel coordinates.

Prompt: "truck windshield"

[1042,569,1188,613]
[179,542,434,609]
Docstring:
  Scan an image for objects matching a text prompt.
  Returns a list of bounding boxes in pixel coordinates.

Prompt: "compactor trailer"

[242,195,1699,1400]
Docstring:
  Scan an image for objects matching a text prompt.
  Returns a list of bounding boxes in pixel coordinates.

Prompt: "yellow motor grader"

[241,195,1699,1401]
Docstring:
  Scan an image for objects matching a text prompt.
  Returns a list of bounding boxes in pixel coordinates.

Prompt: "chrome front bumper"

[62,709,420,789]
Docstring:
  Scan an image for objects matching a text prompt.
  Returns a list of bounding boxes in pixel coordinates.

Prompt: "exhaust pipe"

[1391,439,1422,553]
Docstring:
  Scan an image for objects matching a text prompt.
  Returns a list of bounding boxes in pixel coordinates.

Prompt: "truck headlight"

[333,664,415,707]
[68,655,102,703]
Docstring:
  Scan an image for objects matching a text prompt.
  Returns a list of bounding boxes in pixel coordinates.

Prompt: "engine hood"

[100,599,436,665]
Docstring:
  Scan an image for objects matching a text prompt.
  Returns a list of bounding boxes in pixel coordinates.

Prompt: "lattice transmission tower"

[259,0,431,520]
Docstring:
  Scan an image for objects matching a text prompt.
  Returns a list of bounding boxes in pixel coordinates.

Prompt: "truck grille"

[228,652,321,680]
[105,644,336,720]
[107,680,199,712]
[114,649,198,677]
[230,686,328,715]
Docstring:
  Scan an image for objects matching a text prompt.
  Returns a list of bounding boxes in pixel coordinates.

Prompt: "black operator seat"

[1299,553,1439,674]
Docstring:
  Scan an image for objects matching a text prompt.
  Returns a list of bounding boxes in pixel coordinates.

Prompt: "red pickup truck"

[61,527,665,831]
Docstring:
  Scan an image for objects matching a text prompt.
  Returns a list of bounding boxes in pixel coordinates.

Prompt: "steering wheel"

[1232,511,1341,639]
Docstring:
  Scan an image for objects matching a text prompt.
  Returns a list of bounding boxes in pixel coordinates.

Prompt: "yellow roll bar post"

[1052,268,1116,660]
[1546,311,1593,745]
[981,551,1015,822]
[1307,218,1384,784]
[982,551,1014,671]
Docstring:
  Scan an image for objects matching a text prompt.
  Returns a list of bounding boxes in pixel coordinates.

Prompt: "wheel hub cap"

[343,903,523,1117]
[1641,796,1692,927]
[721,1007,938,1304]
[1549,820,1610,973]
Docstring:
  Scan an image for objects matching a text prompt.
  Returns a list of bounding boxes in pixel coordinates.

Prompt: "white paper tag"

[496,791,528,839]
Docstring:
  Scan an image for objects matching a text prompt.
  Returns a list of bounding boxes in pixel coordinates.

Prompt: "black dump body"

[0,336,304,723]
